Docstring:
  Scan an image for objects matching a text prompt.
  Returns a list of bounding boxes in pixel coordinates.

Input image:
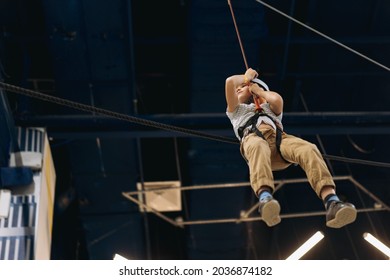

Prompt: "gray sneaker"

[258,196,281,227]
[326,201,357,228]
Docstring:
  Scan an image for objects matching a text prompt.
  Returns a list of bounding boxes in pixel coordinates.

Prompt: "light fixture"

[286,231,324,260]
[113,254,128,260]
[363,232,390,259]
[0,189,12,218]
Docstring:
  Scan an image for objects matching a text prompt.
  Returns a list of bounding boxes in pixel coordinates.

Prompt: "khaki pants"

[240,124,335,197]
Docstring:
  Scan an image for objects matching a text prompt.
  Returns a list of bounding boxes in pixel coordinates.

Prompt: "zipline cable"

[0,81,238,145]
[322,154,390,169]
[254,0,390,72]
[1,81,390,169]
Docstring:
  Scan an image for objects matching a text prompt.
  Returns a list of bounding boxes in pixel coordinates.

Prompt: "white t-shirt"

[226,103,283,140]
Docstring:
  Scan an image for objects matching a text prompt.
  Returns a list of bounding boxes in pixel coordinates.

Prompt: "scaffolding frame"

[122,175,390,228]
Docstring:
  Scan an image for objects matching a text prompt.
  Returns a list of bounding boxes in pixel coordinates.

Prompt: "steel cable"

[0,81,238,145]
[254,0,390,71]
[1,81,390,169]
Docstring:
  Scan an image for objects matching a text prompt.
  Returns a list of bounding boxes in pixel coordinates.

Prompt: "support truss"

[122,176,390,228]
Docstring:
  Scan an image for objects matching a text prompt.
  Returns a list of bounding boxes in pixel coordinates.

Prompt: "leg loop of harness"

[238,112,290,163]
[251,127,290,164]
[275,128,290,163]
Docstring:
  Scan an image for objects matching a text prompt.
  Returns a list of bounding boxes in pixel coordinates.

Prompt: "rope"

[0,81,238,145]
[1,81,390,169]
[227,0,262,111]
[254,0,390,72]
[322,154,390,169]
[227,0,249,70]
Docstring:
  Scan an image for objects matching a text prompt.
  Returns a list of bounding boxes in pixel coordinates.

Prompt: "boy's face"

[236,83,252,103]
[236,83,267,105]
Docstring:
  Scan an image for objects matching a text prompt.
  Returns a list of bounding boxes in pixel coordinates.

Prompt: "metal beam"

[176,208,388,226]
[122,176,390,227]
[16,111,390,139]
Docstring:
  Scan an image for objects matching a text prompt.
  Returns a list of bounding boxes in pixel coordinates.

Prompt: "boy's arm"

[225,68,258,112]
[250,83,284,115]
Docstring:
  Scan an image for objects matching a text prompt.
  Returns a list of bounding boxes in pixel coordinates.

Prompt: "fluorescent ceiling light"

[286,231,324,260]
[363,232,390,259]
[113,254,128,260]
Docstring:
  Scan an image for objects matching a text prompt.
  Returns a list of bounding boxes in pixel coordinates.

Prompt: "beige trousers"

[240,124,335,197]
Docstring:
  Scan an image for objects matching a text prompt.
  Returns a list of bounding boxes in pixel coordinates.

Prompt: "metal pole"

[122,192,180,228]
[124,175,351,195]
[349,177,390,211]
[175,207,387,226]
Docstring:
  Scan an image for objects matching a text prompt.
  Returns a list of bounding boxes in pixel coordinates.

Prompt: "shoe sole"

[326,205,357,228]
[261,200,281,227]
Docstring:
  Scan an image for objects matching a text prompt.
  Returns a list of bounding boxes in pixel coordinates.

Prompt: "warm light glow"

[286,231,324,260]
[0,189,12,218]
[113,254,128,260]
[363,232,390,258]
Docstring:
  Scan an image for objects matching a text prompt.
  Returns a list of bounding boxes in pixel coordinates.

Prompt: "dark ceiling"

[1,0,389,260]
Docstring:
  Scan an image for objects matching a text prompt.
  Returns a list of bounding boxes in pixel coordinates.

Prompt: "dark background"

[0,0,389,260]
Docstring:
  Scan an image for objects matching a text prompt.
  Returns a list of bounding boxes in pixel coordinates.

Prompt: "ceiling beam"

[16,111,390,139]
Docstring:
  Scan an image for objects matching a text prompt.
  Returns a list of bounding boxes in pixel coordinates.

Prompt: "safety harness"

[237,110,289,163]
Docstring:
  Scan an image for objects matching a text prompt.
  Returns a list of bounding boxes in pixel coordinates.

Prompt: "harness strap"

[274,127,289,163]
[238,112,267,140]
[238,111,290,163]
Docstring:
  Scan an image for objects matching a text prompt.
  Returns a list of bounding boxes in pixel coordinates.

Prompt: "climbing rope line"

[321,155,390,169]
[1,81,390,169]
[254,0,390,71]
[0,81,238,145]
[228,0,264,111]
[227,0,249,70]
